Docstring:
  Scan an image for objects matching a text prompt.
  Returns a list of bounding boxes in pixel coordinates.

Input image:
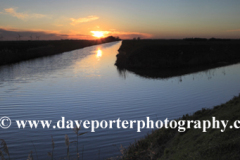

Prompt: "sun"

[91,31,104,38]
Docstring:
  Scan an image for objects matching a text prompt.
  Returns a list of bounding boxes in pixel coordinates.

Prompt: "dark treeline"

[115,39,240,69]
[183,37,238,41]
[115,39,240,78]
[0,36,120,66]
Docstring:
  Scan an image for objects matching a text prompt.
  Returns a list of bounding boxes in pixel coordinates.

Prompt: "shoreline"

[0,36,120,66]
[115,39,240,78]
[115,94,240,160]
[113,40,240,159]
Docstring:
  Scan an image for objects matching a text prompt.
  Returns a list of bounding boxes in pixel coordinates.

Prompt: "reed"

[65,134,70,160]
[31,141,39,160]
[27,151,33,160]
[0,129,87,160]
[0,139,10,160]
[0,150,5,160]
[73,121,87,160]
[47,135,54,160]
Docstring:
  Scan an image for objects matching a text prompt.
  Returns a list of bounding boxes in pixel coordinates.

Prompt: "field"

[0,36,120,66]
[115,39,240,78]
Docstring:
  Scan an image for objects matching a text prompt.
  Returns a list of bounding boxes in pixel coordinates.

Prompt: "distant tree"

[137,37,141,40]
[183,37,207,41]
[102,36,120,42]
[36,36,40,40]
[17,34,22,41]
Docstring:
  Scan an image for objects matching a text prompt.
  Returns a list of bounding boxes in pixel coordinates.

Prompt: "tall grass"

[0,126,87,160]
[0,139,10,160]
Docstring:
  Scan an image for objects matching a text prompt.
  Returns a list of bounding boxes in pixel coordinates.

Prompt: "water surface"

[0,41,240,159]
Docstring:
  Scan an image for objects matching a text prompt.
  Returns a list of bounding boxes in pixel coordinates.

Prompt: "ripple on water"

[0,41,240,159]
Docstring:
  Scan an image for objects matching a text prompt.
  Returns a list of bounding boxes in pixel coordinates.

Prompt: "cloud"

[227,29,240,32]
[90,31,110,35]
[89,30,151,39]
[70,16,99,25]
[0,26,95,40]
[54,24,64,27]
[67,30,94,39]
[0,26,152,40]
[106,31,152,39]
[0,27,65,40]
[1,8,47,20]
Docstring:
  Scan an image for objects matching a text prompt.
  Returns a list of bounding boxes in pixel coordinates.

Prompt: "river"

[0,41,240,159]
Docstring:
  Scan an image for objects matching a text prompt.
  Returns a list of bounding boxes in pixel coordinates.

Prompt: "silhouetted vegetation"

[115,39,240,78]
[183,37,235,42]
[0,36,120,66]
[118,94,240,160]
[0,123,87,160]
[117,65,224,79]
[183,38,208,41]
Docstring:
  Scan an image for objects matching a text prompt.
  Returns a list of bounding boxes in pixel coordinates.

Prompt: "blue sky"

[0,0,239,40]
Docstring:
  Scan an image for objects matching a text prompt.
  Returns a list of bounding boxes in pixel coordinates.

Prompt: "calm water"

[0,41,240,159]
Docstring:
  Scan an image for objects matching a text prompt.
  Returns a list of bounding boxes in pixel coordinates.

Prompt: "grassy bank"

[115,39,240,71]
[118,94,240,160]
[0,36,120,66]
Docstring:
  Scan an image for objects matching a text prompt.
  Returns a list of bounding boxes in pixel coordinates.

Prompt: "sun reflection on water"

[96,49,102,58]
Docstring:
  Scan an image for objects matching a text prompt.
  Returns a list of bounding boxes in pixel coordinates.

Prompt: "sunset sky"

[0,0,240,40]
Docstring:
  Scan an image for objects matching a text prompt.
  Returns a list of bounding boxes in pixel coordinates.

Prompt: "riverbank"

[115,39,240,78]
[117,94,240,160]
[0,36,120,66]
